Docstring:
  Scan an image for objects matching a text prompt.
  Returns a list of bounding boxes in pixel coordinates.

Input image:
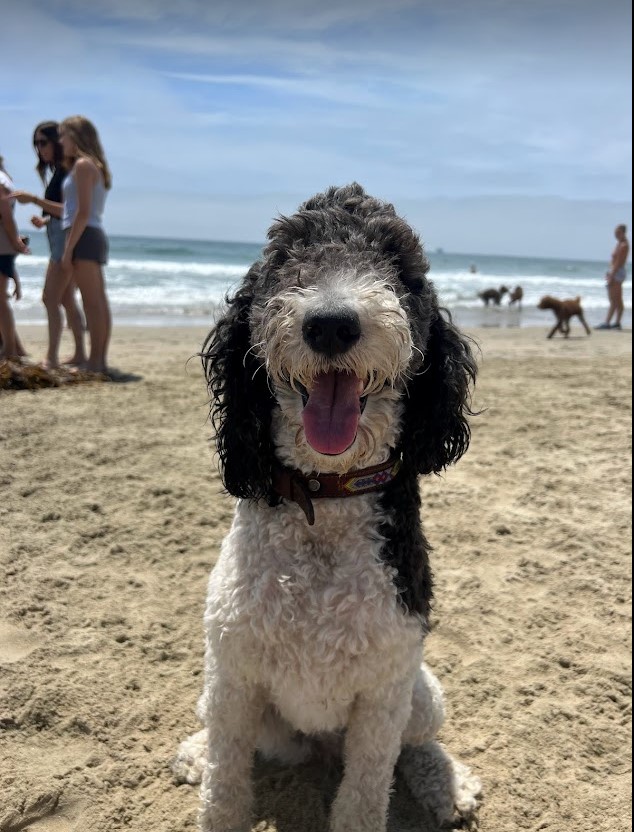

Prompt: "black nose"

[302,308,361,356]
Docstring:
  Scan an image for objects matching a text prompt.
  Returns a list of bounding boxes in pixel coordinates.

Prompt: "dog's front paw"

[199,822,250,832]
[398,741,481,826]
[171,729,206,785]
[199,769,254,832]
[329,795,388,832]
[450,758,482,820]
[199,808,252,832]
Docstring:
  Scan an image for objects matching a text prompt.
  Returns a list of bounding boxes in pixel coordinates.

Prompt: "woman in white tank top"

[58,116,112,374]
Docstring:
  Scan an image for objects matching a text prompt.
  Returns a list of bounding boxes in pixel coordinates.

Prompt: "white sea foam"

[107,258,247,277]
[12,234,631,327]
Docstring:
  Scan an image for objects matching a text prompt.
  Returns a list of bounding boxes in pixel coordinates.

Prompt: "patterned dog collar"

[272,456,402,526]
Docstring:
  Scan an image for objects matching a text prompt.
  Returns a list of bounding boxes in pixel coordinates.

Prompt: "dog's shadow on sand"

[251,755,478,832]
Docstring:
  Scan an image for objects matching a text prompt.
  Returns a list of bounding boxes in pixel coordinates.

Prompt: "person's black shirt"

[43,167,66,217]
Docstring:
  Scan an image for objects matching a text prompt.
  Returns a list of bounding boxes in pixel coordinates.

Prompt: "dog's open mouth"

[299,371,366,455]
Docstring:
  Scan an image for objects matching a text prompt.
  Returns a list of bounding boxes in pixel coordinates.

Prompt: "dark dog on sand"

[537,295,592,339]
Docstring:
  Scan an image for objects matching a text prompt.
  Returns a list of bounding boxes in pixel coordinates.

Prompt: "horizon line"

[20,228,613,266]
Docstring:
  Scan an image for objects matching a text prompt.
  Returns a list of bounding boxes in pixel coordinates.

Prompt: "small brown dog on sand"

[478,285,509,306]
[538,295,592,339]
[508,286,523,308]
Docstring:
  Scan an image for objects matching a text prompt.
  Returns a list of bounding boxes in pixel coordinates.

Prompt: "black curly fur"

[400,309,477,475]
[379,309,477,617]
[201,263,279,505]
[201,183,477,618]
[378,460,434,620]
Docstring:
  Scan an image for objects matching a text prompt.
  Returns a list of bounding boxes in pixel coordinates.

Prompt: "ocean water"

[13,231,632,329]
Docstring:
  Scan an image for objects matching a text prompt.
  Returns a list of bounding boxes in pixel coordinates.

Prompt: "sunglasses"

[34,138,51,148]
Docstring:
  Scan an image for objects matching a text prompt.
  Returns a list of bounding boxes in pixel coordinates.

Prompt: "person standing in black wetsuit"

[13,122,86,369]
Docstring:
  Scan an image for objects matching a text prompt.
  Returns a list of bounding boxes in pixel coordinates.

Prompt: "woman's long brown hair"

[60,115,112,190]
[33,121,65,183]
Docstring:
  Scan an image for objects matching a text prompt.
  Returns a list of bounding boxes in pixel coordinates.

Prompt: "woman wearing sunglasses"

[13,121,86,369]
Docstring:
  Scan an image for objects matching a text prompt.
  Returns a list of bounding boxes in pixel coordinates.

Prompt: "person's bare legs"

[601,279,625,327]
[603,283,616,325]
[60,279,86,365]
[72,259,111,373]
[42,260,75,368]
[0,274,23,361]
[608,281,624,326]
[15,333,27,357]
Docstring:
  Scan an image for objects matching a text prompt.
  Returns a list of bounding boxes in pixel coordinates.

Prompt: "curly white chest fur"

[204,495,423,734]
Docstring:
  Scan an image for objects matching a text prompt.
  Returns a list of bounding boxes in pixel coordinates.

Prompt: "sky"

[1,0,632,259]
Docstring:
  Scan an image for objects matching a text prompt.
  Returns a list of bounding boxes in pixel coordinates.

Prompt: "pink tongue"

[302,371,362,455]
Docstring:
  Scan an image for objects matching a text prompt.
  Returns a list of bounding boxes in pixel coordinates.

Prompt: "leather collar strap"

[272,456,402,526]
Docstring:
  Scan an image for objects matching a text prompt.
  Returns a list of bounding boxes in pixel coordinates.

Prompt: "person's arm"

[0,185,29,254]
[61,159,95,271]
[12,190,63,219]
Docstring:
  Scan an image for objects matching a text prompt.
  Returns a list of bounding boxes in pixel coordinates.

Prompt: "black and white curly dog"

[173,184,481,832]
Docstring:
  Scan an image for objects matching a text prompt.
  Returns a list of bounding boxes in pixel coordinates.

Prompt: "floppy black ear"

[399,311,477,475]
[201,265,277,502]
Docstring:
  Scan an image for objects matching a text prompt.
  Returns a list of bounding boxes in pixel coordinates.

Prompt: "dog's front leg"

[578,312,592,335]
[547,320,561,339]
[199,680,264,832]
[330,683,414,832]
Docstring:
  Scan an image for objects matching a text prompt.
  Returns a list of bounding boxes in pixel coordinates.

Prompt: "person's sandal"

[594,322,611,330]
[610,322,622,330]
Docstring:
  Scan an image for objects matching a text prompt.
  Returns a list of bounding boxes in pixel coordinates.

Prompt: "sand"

[0,324,631,832]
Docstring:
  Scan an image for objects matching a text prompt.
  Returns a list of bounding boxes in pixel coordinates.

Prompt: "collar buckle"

[272,455,402,525]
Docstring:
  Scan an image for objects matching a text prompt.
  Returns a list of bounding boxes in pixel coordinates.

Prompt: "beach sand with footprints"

[1,325,631,832]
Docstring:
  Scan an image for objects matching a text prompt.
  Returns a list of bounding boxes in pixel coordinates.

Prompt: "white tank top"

[62,167,107,230]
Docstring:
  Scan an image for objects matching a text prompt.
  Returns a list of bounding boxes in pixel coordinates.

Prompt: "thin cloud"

[46,0,419,32]
[2,0,631,257]
[163,71,386,107]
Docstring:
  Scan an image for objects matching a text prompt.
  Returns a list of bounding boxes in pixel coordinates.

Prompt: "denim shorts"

[47,217,66,263]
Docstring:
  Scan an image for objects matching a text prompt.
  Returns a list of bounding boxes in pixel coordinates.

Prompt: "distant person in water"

[13,121,86,369]
[596,224,629,330]
[469,264,477,274]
